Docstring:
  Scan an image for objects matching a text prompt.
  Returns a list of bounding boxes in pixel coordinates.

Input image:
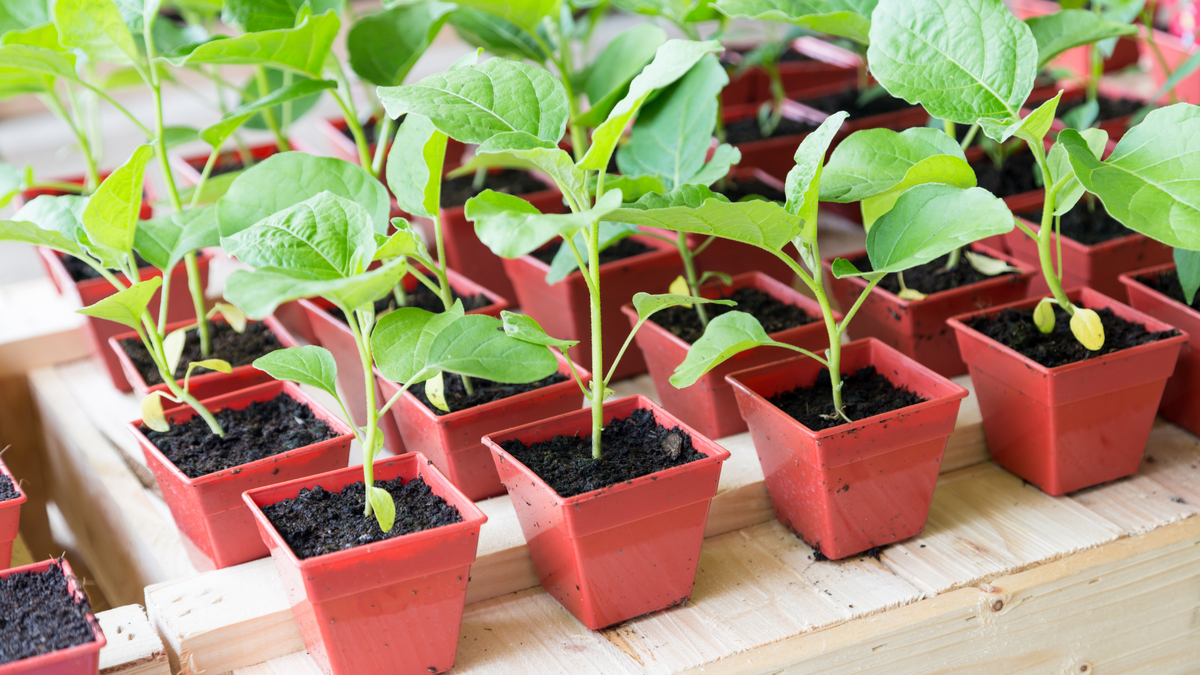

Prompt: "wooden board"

[0,278,86,378]
[96,604,170,675]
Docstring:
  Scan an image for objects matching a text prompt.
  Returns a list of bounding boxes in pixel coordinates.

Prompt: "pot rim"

[38,247,213,295]
[0,456,27,510]
[0,558,107,674]
[299,264,510,326]
[1119,262,1200,323]
[516,233,682,281]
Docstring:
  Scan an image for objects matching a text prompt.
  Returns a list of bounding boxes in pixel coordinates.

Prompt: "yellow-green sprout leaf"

[964,250,1020,276]
[141,392,172,433]
[668,275,690,298]
[897,287,927,301]
[1033,297,1057,333]
[185,358,233,391]
[163,327,188,375]
[368,485,396,532]
[424,370,450,412]
[213,302,247,333]
[77,277,162,331]
[1070,307,1104,351]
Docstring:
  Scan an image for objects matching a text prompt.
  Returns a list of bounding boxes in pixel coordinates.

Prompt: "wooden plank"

[96,604,170,675]
[0,278,86,377]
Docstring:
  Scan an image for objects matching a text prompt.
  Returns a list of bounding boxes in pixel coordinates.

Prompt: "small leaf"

[821,127,967,203]
[375,219,429,261]
[347,1,454,87]
[633,291,736,322]
[977,91,1062,145]
[424,314,560,383]
[201,78,337,150]
[467,189,622,259]
[500,311,578,350]
[387,114,446,220]
[189,358,232,375]
[714,0,876,44]
[141,392,171,433]
[453,0,557,33]
[475,132,585,198]
[859,154,977,229]
[82,145,154,267]
[213,302,247,332]
[424,370,450,412]
[608,184,802,251]
[830,257,866,279]
[253,346,339,399]
[368,485,396,532]
[162,11,339,77]
[77,277,162,330]
[670,311,794,388]
[223,257,408,320]
[1033,297,1057,333]
[964,250,1019,276]
[1025,9,1138,69]
[897,287,928,301]
[163,327,187,375]
[785,111,848,239]
[1047,127,1108,216]
[372,302,465,384]
[1175,248,1200,306]
[1060,98,1099,131]
[1070,307,1105,351]
[668,275,690,297]
[578,23,667,127]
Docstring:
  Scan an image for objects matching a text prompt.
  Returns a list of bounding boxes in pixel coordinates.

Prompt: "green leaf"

[475,132,585,198]
[253,345,339,399]
[378,57,569,145]
[217,152,390,237]
[785,111,847,239]
[1152,48,1200,104]
[592,174,667,201]
[221,0,343,32]
[578,39,722,171]
[453,0,558,33]
[386,114,446,219]
[714,0,876,44]
[133,205,219,272]
[9,194,88,254]
[82,145,153,266]
[162,10,338,77]
[1059,106,1200,250]
[633,291,735,320]
[500,310,578,350]
[609,184,802,250]
[367,486,396,532]
[1175,248,1200,306]
[577,23,667,127]
[425,314,559,382]
[1047,127,1108,216]
[2,21,63,50]
[545,221,639,283]
[1025,9,1137,69]
[977,90,1062,144]
[375,218,429,261]
[0,218,84,257]
[0,1,50,36]
[860,155,977,228]
[467,189,622,259]
[867,0,1037,125]
[224,256,408,319]
[347,1,455,87]
[241,67,325,132]
[670,311,795,387]
[446,7,547,63]
[77,276,161,329]
[201,78,337,149]
[0,44,77,81]
[372,301,466,383]
[835,184,1015,277]
[687,144,742,188]
[423,370,450,411]
[821,126,967,202]
[55,0,141,65]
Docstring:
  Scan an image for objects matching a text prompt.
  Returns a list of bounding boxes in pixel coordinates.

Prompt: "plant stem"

[185,252,211,355]
[254,67,291,153]
[135,317,225,436]
[1030,142,1074,315]
[944,247,961,270]
[46,85,100,191]
[943,119,956,139]
[960,123,979,150]
[370,113,394,177]
[347,310,378,516]
[588,221,604,460]
[677,232,709,327]
[189,148,220,209]
[331,64,374,172]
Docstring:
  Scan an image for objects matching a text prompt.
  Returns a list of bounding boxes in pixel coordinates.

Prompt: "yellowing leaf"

[141,392,172,432]
[669,275,690,298]
[1070,307,1104,351]
[424,370,449,412]
[1033,297,1057,333]
[213,302,247,333]
[163,327,188,375]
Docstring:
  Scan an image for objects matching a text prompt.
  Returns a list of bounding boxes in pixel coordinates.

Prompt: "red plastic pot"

[378,351,589,501]
[243,453,486,675]
[723,99,829,180]
[170,141,284,187]
[299,268,510,457]
[792,78,931,136]
[503,235,681,382]
[130,380,354,571]
[622,272,838,440]
[482,395,729,629]
[1009,0,1140,76]
[39,248,211,391]
[773,37,860,100]
[1142,27,1200,104]
[15,170,153,220]
[0,457,27,570]
[0,559,106,675]
[109,313,299,403]
[726,338,968,559]
[949,288,1186,495]
[823,244,1036,378]
[1121,263,1200,437]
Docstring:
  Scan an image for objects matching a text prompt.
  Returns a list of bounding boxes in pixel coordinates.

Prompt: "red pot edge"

[124,380,356,490]
[1016,212,1160,257]
[513,234,682,281]
[723,337,970,441]
[37,246,214,298]
[296,263,511,321]
[240,452,488,572]
[1119,262,1200,324]
[0,558,107,675]
[0,456,27,510]
[169,141,287,185]
[946,287,1192,377]
[480,395,732,507]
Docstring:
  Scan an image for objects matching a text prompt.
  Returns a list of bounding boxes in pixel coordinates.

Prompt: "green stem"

[49,85,100,191]
[944,247,961,270]
[677,232,709,327]
[370,114,394,178]
[135,317,225,436]
[1030,142,1074,315]
[254,67,291,153]
[588,221,604,460]
[1143,20,1178,103]
[185,252,211,356]
[960,123,979,150]
[331,64,373,172]
[347,310,379,516]
[189,148,220,209]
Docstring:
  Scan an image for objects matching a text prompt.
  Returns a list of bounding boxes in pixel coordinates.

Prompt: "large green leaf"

[1025,9,1137,69]
[0,44,76,81]
[0,219,84,257]
[133,205,219,272]
[578,23,667,127]
[670,311,796,387]
[0,1,50,36]
[387,113,447,219]
[55,0,141,65]
[162,11,338,77]
[468,189,622,258]
[475,132,584,198]
[372,301,465,383]
[1047,127,1108,216]
[253,346,339,399]
[12,194,87,245]
[201,77,337,149]
[347,1,454,87]
[77,276,160,330]
[1059,105,1200,250]
[609,184,802,250]
[578,39,722,171]
[2,21,65,50]
[833,184,1015,277]
[378,57,569,145]
[785,111,847,239]
[446,7,546,62]
[241,67,325,132]
[81,145,153,266]
[867,0,1036,125]
[217,152,390,237]
[453,0,558,33]
[714,0,876,44]
[224,256,408,319]
[821,126,968,202]
[221,0,343,32]
[860,155,976,228]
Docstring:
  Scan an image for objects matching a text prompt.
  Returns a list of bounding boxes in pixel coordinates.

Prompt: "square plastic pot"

[378,351,589,502]
[0,559,106,675]
[1142,27,1200,104]
[502,235,682,382]
[1121,263,1200,437]
[299,268,511,457]
[723,99,830,180]
[949,288,1187,496]
[482,395,729,630]
[243,453,486,675]
[130,381,354,571]
[109,313,299,404]
[40,248,211,391]
[623,272,839,440]
[0,457,26,570]
[823,244,1036,378]
[726,338,967,559]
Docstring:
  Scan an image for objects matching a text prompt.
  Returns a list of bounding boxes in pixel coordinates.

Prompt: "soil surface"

[852,252,1017,295]
[411,372,569,415]
[61,252,151,282]
[726,115,820,144]
[0,475,17,502]
[966,306,1178,368]
[0,562,95,665]
[1139,269,1200,309]
[971,149,1040,198]
[120,321,282,385]
[501,408,707,498]
[713,176,786,202]
[442,169,551,209]
[650,286,815,344]
[140,393,339,479]
[801,87,914,118]
[531,237,653,267]
[769,366,927,432]
[1020,201,1132,246]
[329,283,491,325]
[262,475,462,560]
[205,150,262,177]
[1057,95,1143,123]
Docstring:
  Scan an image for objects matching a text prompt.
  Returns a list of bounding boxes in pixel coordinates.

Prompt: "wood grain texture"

[96,605,169,675]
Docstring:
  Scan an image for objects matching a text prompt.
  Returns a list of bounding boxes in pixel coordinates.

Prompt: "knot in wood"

[989,598,1004,612]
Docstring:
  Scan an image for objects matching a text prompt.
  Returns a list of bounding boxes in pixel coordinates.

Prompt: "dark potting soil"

[140,392,339,479]
[441,169,551,209]
[0,474,17,502]
[329,284,492,325]
[501,408,707,498]
[852,252,1017,296]
[713,176,786,202]
[60,252,151,282]
[1020,201,1133,246]
[262,475,462,560]
[206,150,260,177]
[769,366,927,432]
[411,372,569,415]
[971,150,1041,198]
[0,562,95,665]
[780,49,815,63]
[1140,269,1200,310]
[650,286,815,344]
[119,321,282,386]
[966,306,1179,369]
[725,115,820,144]
[531,237,653,266]
[1057,95,1144,124]
[801,87,914,118]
